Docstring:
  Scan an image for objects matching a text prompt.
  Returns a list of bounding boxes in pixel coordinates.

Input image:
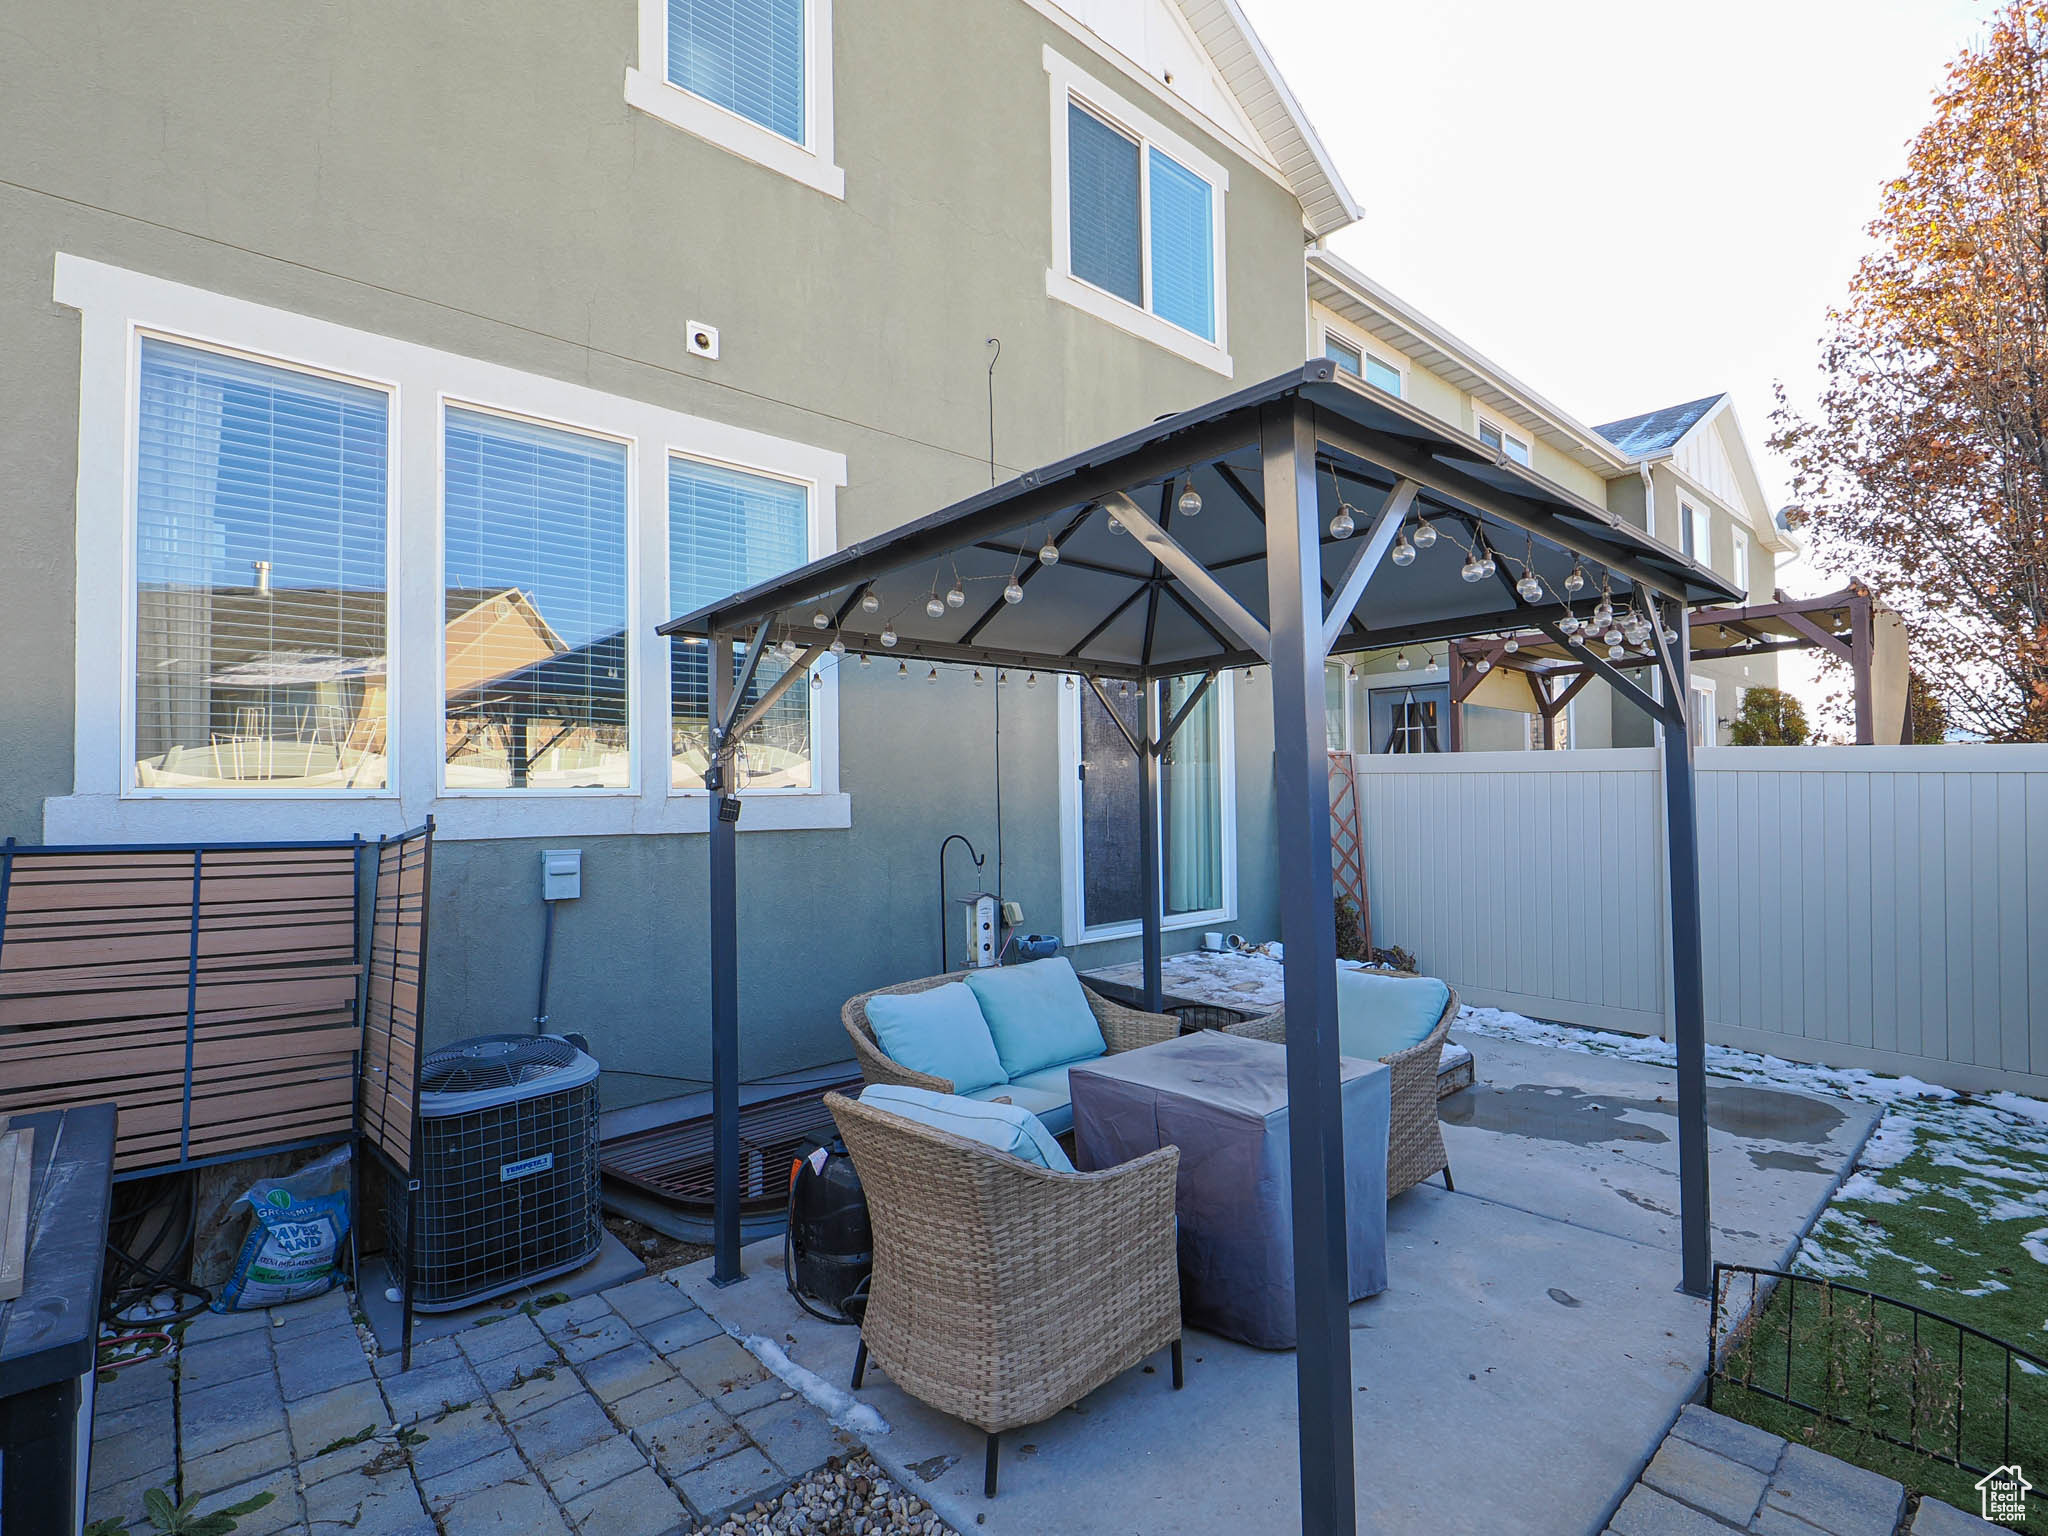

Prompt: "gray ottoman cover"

[1070,1030,1389,1349]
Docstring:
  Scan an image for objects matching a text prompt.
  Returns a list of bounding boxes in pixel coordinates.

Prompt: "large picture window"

[441,410,630,791]
[1066,675,1233,937]
[668,457,814,790]
[133,339,390,790]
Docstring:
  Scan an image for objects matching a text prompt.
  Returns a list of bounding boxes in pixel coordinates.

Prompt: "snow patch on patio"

[742,1331,893,1440]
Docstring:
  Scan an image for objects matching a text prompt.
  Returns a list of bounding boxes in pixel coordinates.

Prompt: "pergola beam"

[1104,491,1273,662]
[1321,480,1416,653]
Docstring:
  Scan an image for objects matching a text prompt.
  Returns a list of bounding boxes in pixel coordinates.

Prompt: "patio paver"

[89,1267,873,1535]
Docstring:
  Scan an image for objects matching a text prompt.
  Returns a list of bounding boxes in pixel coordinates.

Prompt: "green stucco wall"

[0,0,1308,1101]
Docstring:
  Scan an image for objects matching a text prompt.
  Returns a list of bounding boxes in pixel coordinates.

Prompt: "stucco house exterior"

[1,0,1780,1108]
[1307,252,1794,753]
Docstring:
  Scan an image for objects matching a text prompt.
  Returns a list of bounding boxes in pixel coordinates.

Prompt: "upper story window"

[1044,48,1231,377]
[133,338,391,791]
[1683,501,1711,565]
[1323,333,1403,397]
[625,0,843,199]
[1731,525,1751,594]
[669,457,815,791]
[442,411,631,792]
[1477,418,1531,467]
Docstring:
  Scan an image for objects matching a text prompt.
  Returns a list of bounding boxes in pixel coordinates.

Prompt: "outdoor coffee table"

[1068,1030,1388,1349]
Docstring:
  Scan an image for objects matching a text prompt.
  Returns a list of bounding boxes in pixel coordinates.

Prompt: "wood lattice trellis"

[1327,751,1369,951]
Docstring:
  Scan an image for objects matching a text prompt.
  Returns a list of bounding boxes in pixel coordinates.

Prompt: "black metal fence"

[1708,1262,2047,1482]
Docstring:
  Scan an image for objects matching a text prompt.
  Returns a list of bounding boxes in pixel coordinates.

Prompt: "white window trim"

[1317,320,1405,399]
[1044,46,1232,378]
[1055,673,1238,944]
[50,253,848,843]
[1690,677,1718,748]
[625,0,844,200]
[1475,415,1531,467]
[1730,524,1750,595]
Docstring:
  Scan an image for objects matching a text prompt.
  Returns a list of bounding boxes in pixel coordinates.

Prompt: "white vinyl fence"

[1349,744,2048,1097]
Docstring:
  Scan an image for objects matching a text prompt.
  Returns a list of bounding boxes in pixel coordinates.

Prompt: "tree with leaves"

[1772,1,2048,741]
[1728,686,1810,746]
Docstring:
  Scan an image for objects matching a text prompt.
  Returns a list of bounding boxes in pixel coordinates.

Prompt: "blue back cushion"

[965,957,1107,1080]
[860,1085,1073,1172]
[1335,971,1451,1061]
[865,983,1007,1095]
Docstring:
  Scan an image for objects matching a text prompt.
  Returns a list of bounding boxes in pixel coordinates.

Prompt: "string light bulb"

[1391,534,1416,567]
[829,637,846,657]
[1003,581,1024,605]
[1395,650,1411,671]
[925,595,946,619]
[858,651,871,668]
[1026,672,1037,688]
[810,671,822,691]
[897,660,909,679]
[1516,571,1543,603]
[926,666,939,683]
[1478,547,1497,579]
[1475,656,1492,675]
[1038,540,1060,565]
[860,589,881,614]
[973,669,985,687]
[1108,513,1126,534]
[812,611,831,630]
[945,583,965,608]
[1413,518,1438,549]
[1460,553,1486,583]
[777,637,799,662]
[880,626,898,648]
[1608,642,1626,661]
[1592,595,1615,629]
[1064,675,1076,690]
[1177,478,1203,517]
[1328,504,1355,540]
[998,670,1009,685]
[1504,636,1520,653]
[1564,563,1586,594]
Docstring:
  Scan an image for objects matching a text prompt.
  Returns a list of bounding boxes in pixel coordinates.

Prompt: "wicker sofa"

[842,972,1178,1134]
[1226,974,1458,1198]
[826,1090,1183,1496]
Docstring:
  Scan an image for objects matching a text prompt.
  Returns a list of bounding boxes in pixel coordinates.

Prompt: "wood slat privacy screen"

[359,826,431,1175]
[0,826,432,1176]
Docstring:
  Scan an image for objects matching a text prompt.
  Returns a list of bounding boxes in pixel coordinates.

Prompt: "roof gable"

[1594,395,1725,457]
[1036,0,1358,235]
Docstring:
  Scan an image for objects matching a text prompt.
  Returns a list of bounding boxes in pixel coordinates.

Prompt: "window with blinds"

[442,410,630,791]
[1076,678,1225,930]
[1066,99,1218,341]
[667,0,806,144]
[133,338,391,790]
[669,457,813,790]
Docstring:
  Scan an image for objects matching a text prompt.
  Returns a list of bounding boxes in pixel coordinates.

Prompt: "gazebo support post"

[707,633,743,1285]
[1652,597,1713,1296]
[1261,400,1357,1536]
[1139,678,1165,1014]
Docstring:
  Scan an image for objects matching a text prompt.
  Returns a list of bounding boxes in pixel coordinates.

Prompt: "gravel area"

[690,1453,957,1535]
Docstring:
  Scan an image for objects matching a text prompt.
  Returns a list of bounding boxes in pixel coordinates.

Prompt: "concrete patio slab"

[679,1034,1878,1536]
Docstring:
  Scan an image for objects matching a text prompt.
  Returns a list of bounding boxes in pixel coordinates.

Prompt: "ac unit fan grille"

[418,1033,584,1095]
[392,1082,602,1310]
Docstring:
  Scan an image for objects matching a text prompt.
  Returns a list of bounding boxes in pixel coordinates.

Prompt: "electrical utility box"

[958,891,998,967]
[540,849,581,901]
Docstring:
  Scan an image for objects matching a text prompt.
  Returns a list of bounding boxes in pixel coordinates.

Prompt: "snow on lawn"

[1455,1006,2048,1352]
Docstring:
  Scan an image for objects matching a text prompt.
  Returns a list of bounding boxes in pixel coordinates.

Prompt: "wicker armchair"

[1226,975,1458,1198]
[842,972,1178,1095]
[826,1091,1183,1497]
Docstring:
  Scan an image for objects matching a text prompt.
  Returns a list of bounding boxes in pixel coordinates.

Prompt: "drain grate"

[600,1075,862,1214]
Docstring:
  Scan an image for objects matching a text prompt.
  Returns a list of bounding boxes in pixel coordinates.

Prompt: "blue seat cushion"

[964,957,1107,1080]
[859,1084,1073,1172]
[965,1063,1079,1138]
[1334,971,1452,1061]
[864,982,1007,1095]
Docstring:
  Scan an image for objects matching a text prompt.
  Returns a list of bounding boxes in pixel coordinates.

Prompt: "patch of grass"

[1712,1091,2048,1531]
[315,1425,379,1457]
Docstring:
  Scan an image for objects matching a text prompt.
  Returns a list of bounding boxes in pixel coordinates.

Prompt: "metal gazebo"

[660,360,1740,1535]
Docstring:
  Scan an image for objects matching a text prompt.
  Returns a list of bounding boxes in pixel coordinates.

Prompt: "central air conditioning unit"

[393,1033,603,1311]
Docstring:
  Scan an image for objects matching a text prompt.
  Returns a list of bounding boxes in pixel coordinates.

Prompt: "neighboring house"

[1306,252,1794,753]
[0,0,1356,1102]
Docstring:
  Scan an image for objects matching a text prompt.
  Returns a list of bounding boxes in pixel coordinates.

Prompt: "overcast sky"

[1240,0,1988,509]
